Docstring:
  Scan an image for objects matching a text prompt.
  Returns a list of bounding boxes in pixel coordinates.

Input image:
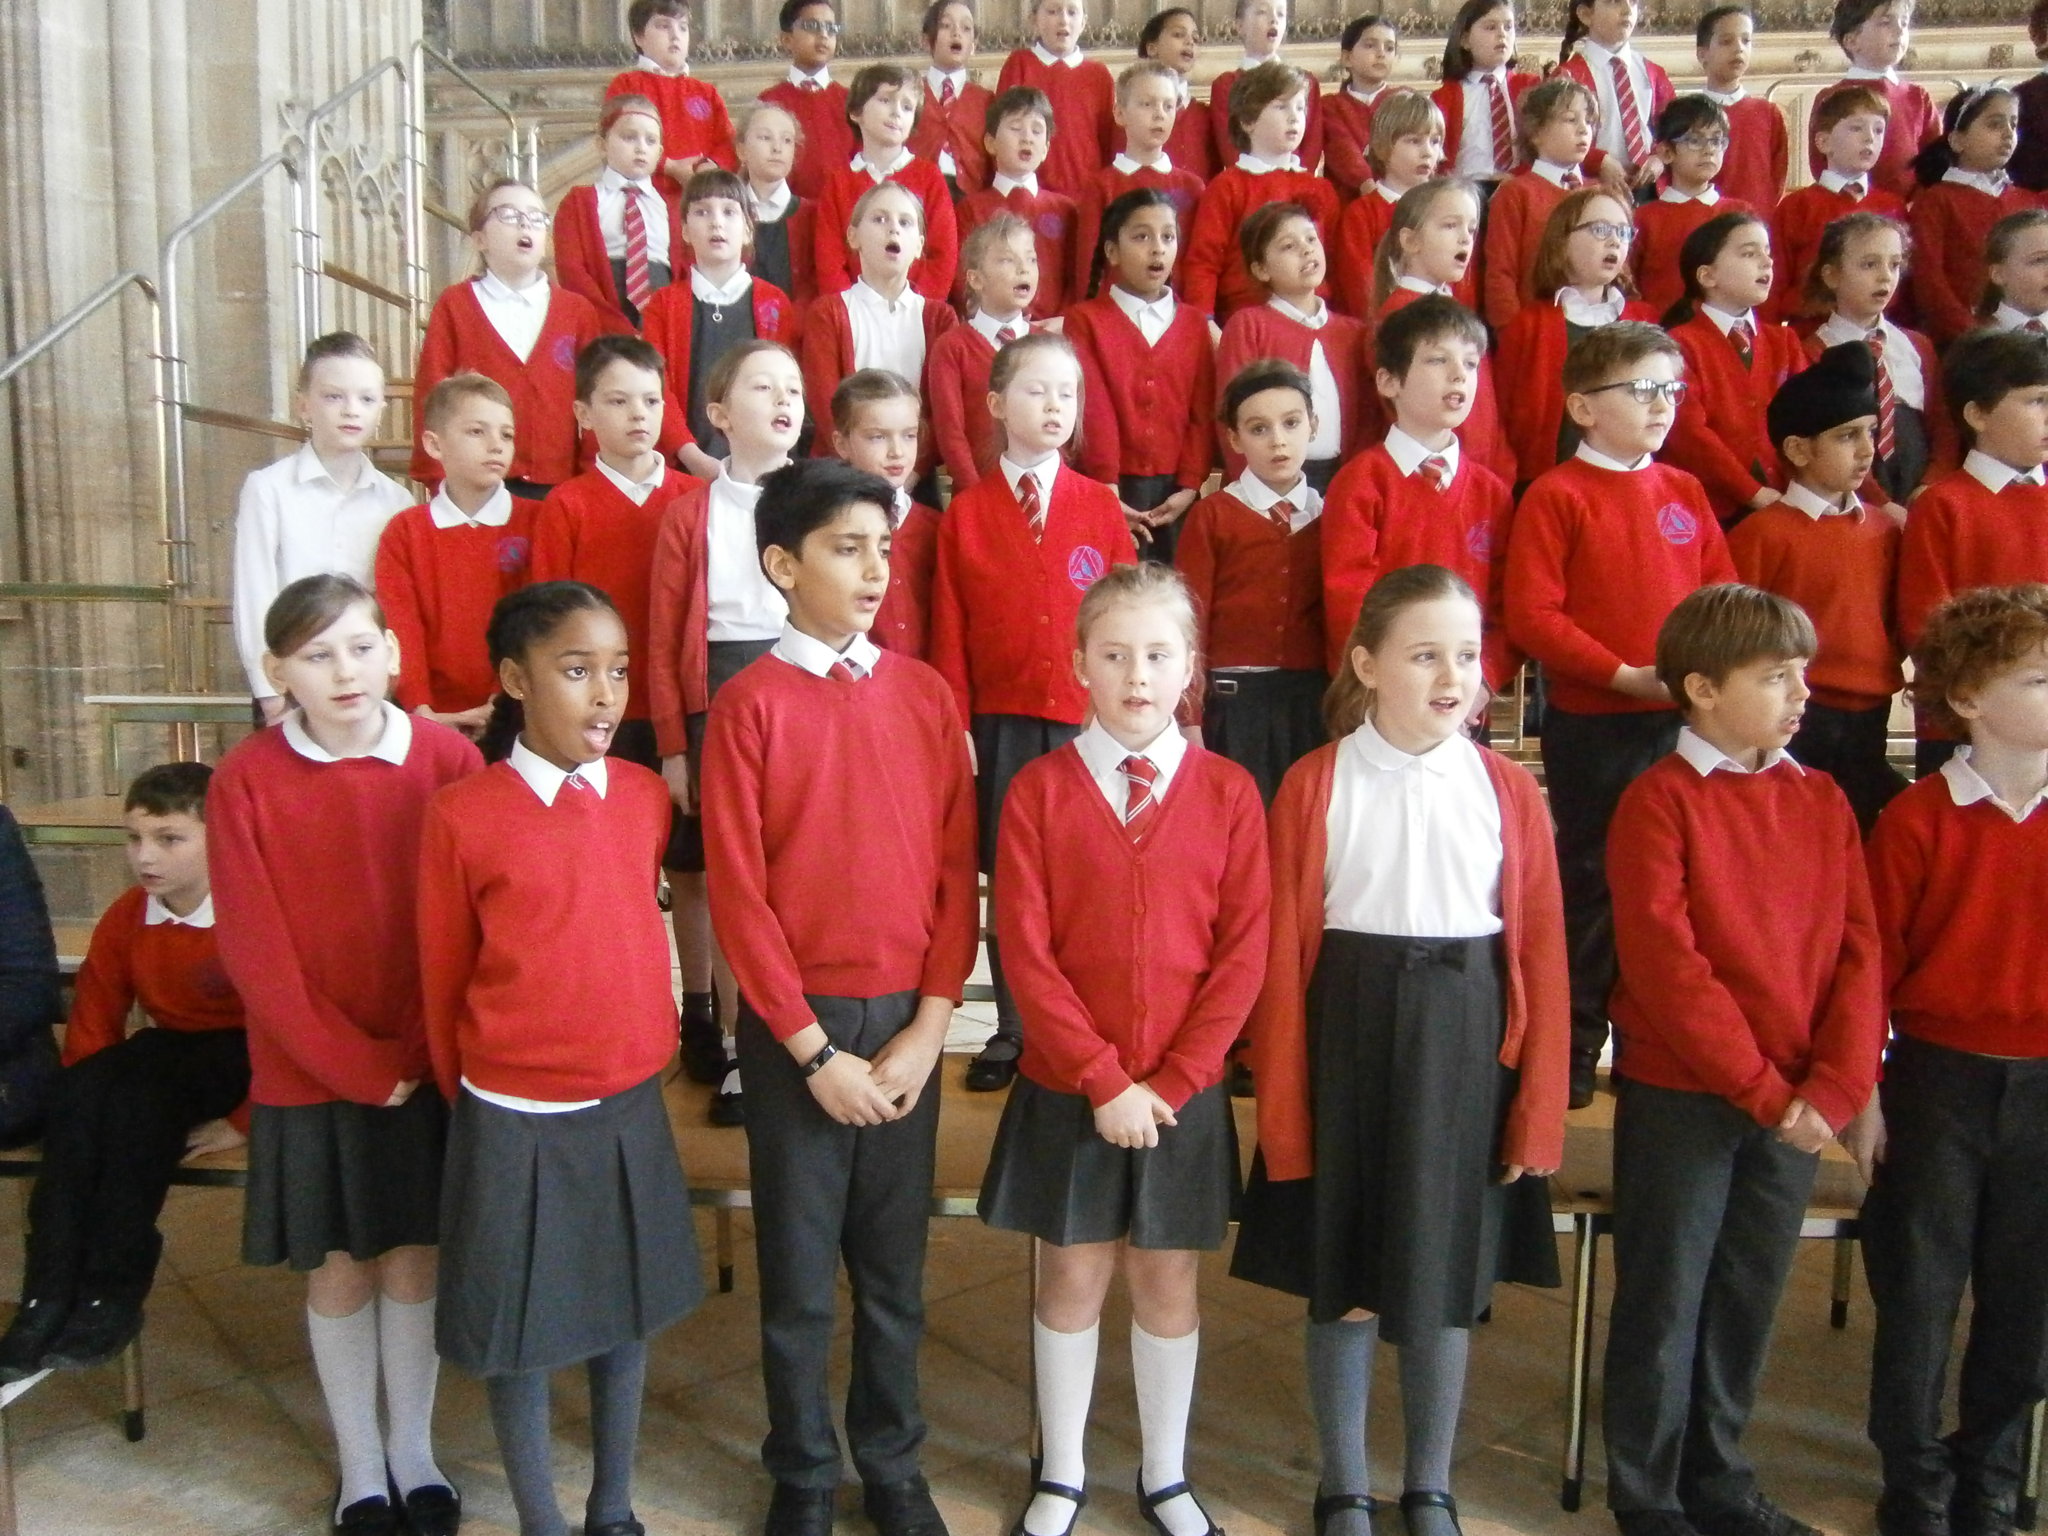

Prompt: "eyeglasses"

[1676,132,1730,152]
[1571,220,1634,244]
[793,17,843,34]
[1580,378,1688,405]
[485,208,552,230]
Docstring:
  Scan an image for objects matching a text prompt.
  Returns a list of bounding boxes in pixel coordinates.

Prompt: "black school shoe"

[1951,1475,2019,1536]
[1008,1480,1086,1536]
[1878,1487,1953,1536]
[1690,1493,1821,1536]
[865,1474,950,1536]
[966,1035,1021,1092]
[1399,1491,1461,1536]
[711,1060,746,1126]
[1141,1476,1225,1536]
[45,1295,143,1370]
[334,1488,400,1536]
[1314,1493,1381,1536]
[1568,1051,1599,1110]
[586,1522,647,1536]
[399,1481,462,1536]
[767,1483,838,1536]
[681,1004,727,1086]
[0,1296,69,1384]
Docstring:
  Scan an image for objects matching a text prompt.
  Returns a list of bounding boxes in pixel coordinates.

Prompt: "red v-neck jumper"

[1895,469,2048,652]
[1908,179,2044,348]
[1215,303,1372,480]
[376,496,543,713]
[1663,311,1809,524]
[637,276,799,459]
[1804,76,1941,204]
[1176,488,1324,672]
[1184,166,1339,321]
[909,76,996,194]
[810,156,961,303]
[1495,296,1659,485]
[956,183,1081,320]
[757,78,858,202]
[1767,179,1909,323]
[995,50,1118,197]
[1727,498,1902,710]
[1071,162,1203,300]
[1718,94,1790,214]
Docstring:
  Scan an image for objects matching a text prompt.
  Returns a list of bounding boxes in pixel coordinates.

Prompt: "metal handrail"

[0,273,157,389]
[413,39,537,184]
[297,54,424,340]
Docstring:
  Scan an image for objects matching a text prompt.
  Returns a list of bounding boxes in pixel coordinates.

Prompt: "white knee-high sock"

[377,1294,447,1495]
[1133,1323,1210,1536]
[307,1302,387,1517]
[1027,1319,1100,1535]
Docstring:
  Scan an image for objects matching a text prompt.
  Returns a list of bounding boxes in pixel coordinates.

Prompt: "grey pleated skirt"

[436,1072,703,1375]
[970,714,1082,874]
[242,1087,448,1271]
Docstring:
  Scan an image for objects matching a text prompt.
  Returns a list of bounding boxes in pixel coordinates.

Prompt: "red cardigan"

[811,155,961,303]
[530,464,696,723]
[552,182,687,334]
[1184,166,1339,321]
[1496,295,1660,485]
[1868,771,2048,1059]
[956,183,1080,320]
[874,499,942,659]
[637,275,799,458]
[1319,443,1517,684]
[909,76,996,193]
[928,464,1136,723]
[798,289,956,472]
[757,79,857,202]
[1369,286,1518,486]
[1208,72,1324,175]
[1065,295,1215,490]
[410,280,605,486]
[1806,76,1942,204]
[703,650,980,1038]
[1176,489,1324,672]
[1480,168,1573,329]
[1559,49,1675,174]
[1896,468,2048,652]
[1718,94,1790,214]
[1071,162,1204,300]
[1248,741,1569,1179]
[999,742,1270,1110]
[1663,311,1809,523]
[1768,179,1909,323]
[1215,303,1371,479]
[1504,455,1736,715]
[1320,87,1383,199]
[927,323,1009,493]
[1727,499,1901,710]
[376,497,542,713]
[995,50,1117,196]
[605,69,738,194]
[1430,71,1542,179]
[1908,179,2044,347]
[208,717,482,1107]
[1630,194,1755,321]
[1608,753,1883,1132]
[418,760,677,1103]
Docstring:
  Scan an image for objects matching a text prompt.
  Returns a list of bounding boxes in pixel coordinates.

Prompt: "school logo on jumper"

[760,299,781,331]
[1656,503,1699,545]
[1466,523,1493,562]
[552,336,578,371]
[497,535,532,575]
[687,97,712,120]
[1036,212,1068,241]
[1068,546,1106,588]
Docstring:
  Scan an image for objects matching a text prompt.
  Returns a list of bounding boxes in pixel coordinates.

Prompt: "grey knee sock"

[1306,1316,1379,1536]
[585,1339,648,1529]
[1398,1326,1470,1536]
[486,1369,569,1536]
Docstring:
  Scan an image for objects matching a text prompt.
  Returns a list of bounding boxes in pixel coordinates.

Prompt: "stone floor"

[0,1072,1902,1536]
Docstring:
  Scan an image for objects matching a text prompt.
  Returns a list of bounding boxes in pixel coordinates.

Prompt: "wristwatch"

[802,1042,839,1077]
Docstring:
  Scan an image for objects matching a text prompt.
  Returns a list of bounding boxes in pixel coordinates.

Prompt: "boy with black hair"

[1695,6,1787,212]
[703,457,977,1536]
[0,763,249,1383]
[1729,340,1905,833]
[813,62,961,302]
[1811,0,1939,201]
[758,0,856,201]
[606,0,738,193]
[1896,328,2048,773]
[1632,95,1751,318]
[956,87,1080,319]
[1603,581,1883,1536]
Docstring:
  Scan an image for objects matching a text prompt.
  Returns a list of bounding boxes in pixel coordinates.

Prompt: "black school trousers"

[735,989,938,1489]
[1603,1078,1818,1518]
[1862,1035,2048,1508]
[25,1027,250,1306]
[1538,706,1680,1063]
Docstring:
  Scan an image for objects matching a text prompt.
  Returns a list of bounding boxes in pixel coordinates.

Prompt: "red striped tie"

[1419,454,1451,491]
[1729,319,1754,367]
[1120,755,1160,842]
[621,185,653,309]
[1486,75,1514,172]
[940,75,956,108]
[1608,54,1649,166]
[1867,332,1897,462]
[1018,473,1044,540]
[1269,497,1296,532]
[829,658,862,682]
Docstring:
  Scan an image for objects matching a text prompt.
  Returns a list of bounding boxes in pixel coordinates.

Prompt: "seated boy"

[1504,321,1737,1105]
[1729,341,1905,834]
[606,0,738,194]
[1859,582,2048,1536]
[1895,329,2048,774]
[1602,582,1884,1536]
[956,87,1078,320]
[702,458,977,1536]
[0,763,248,1382]
[376,374,539,740]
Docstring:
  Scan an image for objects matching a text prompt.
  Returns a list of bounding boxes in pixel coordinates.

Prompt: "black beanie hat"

[1766,339,1880,450]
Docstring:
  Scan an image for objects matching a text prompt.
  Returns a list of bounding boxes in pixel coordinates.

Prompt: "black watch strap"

[802,1042,839,1077]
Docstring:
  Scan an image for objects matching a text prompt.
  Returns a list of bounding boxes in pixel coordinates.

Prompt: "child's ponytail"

[1372,177,1479,309]
[1558,0,1590,65]
[1660,209,1761,329]
[1914,84,2015,189]
[480,580,624,765]
[1323,563,1479,739]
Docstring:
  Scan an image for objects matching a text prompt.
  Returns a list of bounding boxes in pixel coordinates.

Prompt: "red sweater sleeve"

[1182,178,1232,316]
[375,513,433,713]
[62,895,140,1065]
[927,506,973,724]
[1498,769,1572,1170]
[414,800,484,1103]
[1799,804,1887,1130]
[409,296,461,485]
[1067,310,1124,484]
[1242,748,1328,1181]
[1482,180,1532,329]
[800,301,852,457]
[1908,187,1978,348]
[927,329,984,492]
[1607,775,1798,1127]
[1502,478,1627,693]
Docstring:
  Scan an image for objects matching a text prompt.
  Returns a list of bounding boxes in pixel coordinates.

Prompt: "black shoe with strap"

[1009,1480,1087,1536]
[333,1489,400,1536]
[1138,1476,1224,1536]
[398,1481,461,1536]
[1400,1491,1463,1536]
[967,1035,1021,1092]
[1314,1493,1381,1536]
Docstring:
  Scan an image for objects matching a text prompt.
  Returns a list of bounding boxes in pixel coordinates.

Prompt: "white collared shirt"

[842,280,928,379]
[1702,85,1747,106]
[1842,64,1900,84]
[1530,157,1583,189]
[1347,82,1387,107]
[1817,168,1871,198]
[705,466,791,641]
[1659,183,1722,205]
[1816,312,1925,409]
[1324,714,1503,938]
[971,308,1029,346]
[594,454,666,505]
[1270,296,1342,460]
[282,701,414,766]
[508,735,610,805]
[852,147,912,181]
[597,166,670,264]
[991,171,1041,198]
[774,622,883,679]
[1374,179,1406,203]
[690,263,754,307]
[1964,449,2048,494]
[1073,717,1187,818]
[1942,747,2048,821]
[1032,42,1085,67]
[1110,283,1176,345]
[1573,37,1651,165]
[1235,151,1303,175]
[1111,151,1173,175]
[1558,284,1628,328]
[1394,274,1452,297]
[1576,441,1653,472]
[232,445,414,698]
[1780,479,1862,520]
[1227,469,1321,531]
[748,179,793,224]
[927,66,970,173]
[1001,453,1061,514]
[144,893,216,928]
[1701,303,1757,339]
[1675,725,1802,777]
[472,268,550,362]
[634,51,686,76]
[787,64,831,90]
[429,485,515,530]
[1383,424,1462,485]
[1456,67,1514,177]
[1237,51,1275,70]
[1943,167,2014,198]
[1992,302,2048,333]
